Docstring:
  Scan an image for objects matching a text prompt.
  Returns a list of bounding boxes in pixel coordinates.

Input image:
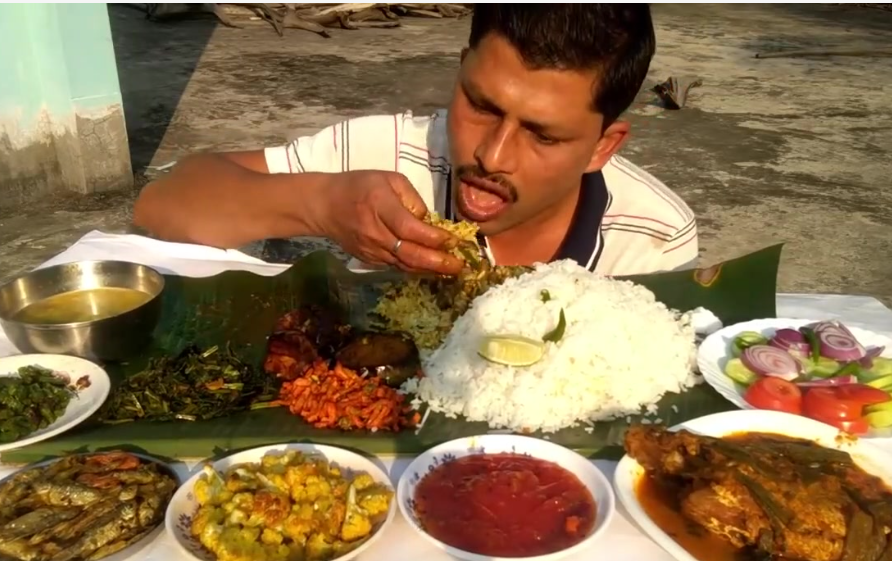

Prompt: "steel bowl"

[0,260,165,361]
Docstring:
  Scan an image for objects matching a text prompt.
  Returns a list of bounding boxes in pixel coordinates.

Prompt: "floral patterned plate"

[396,434,616,561]
[0,354,111,453]
[163,443,396,561]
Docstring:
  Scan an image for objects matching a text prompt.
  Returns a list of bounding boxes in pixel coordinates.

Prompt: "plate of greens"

[0,354,110,452]
[698,318,892,438]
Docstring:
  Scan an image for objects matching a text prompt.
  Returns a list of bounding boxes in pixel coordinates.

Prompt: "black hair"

[468,4,656,126]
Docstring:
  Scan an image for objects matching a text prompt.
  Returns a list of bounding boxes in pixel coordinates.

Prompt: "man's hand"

[317,170,465,275]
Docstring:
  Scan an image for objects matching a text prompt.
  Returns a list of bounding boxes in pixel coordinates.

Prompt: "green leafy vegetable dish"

[98,344,280,424]
[0,365,85,443]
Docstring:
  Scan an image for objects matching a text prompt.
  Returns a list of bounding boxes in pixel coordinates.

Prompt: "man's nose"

[474,122,518,175]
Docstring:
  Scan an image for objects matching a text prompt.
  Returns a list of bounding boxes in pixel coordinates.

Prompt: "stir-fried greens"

[0,365,87,443]
[98,344,280,424]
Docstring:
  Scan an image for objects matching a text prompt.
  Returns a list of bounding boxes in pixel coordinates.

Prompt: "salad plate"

[698,318,892,438]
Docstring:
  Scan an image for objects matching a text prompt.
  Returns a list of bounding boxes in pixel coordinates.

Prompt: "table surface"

[3,230,892,561]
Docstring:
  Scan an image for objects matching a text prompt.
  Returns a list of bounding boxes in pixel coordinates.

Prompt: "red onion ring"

[769,328,810,354]
[818,330,866,362]
[859,346,886,369]
[741,345,802,381]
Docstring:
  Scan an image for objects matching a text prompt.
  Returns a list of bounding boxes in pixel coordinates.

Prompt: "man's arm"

[133,150,333,248]
[133,114,403,249]
[659,217,699,272]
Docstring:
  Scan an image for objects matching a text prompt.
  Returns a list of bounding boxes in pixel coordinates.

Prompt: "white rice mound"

[400,259,700,433]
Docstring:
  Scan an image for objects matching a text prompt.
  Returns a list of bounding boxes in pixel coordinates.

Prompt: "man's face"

[447,33,625,236]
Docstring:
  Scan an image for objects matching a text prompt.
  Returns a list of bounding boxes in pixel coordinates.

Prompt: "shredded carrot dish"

[277,360,420,431]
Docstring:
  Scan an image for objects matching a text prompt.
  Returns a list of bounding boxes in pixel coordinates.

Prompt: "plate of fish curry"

[615,409,892,561]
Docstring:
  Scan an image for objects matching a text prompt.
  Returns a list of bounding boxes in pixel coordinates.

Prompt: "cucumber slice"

[803,357,841,378]
[724,358,758,386]
[731,332,769,358]
[867,374,892,391]
[865,410,892,429]
[869,357,892,378]
[857,367,884,383]
[866,400,892,414]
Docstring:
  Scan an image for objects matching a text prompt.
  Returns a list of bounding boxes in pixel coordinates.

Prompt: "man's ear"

[585,120,631,173]
[460,47,469,63]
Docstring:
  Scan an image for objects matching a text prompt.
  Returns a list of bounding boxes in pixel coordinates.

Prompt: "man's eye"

[469,99,489,114]
[535,133,558,145]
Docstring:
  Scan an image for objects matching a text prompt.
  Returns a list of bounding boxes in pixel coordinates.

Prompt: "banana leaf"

[3,244,783,464]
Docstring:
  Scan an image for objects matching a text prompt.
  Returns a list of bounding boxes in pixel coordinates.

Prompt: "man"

[133,4,697,277]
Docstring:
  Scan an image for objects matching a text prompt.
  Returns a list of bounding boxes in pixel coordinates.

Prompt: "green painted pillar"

[0,3,132,209]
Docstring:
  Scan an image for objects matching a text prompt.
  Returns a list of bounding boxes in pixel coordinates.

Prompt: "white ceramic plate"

[614,409,892,561]
[0,354,111,452]
[697,318,892,438]
[397,434,616,561]
[165,443,396,561]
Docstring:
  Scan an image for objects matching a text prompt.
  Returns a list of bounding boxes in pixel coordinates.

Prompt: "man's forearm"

[133,153,333,248]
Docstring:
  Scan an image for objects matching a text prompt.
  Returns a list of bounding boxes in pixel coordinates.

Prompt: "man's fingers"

[357,251,397,269]
[394,240,465,276]
[383,172,462,250]
[387,173,429,219]
[381,205,460,252]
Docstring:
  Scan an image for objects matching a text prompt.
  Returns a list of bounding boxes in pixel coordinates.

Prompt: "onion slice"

[832,321,857,338]
[741,345,802,381]
[859,346,886,369]
[798,376,857,387]
[769,328,810,354]
[818,329,866,362]
[809,320,855,336]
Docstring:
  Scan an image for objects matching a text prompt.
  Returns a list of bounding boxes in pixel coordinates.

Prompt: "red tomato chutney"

[413,453,597,557]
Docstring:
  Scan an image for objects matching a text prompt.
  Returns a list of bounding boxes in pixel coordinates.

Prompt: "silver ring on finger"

[392,239,403,254]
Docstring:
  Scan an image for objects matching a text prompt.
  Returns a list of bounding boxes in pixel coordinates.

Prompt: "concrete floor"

[1,4,891,304]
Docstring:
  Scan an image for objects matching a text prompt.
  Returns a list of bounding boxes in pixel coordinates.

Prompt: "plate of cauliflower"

[164,444,395,561]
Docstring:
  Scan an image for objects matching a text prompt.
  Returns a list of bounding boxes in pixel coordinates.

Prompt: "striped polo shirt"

[264,110,698,275]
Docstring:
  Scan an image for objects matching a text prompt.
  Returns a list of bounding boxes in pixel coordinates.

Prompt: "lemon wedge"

[477,335,546,367]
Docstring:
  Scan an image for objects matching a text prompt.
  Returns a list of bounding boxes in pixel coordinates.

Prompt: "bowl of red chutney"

[397,434,616,561]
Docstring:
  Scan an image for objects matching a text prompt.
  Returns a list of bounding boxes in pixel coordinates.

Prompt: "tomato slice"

[744,378,802,415]
[807,413,871,435]
[834,384,891,406]
[802,387,863,421]
[837,417,871,435]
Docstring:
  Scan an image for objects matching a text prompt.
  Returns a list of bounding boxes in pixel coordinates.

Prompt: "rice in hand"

[372,212,528,350]
[401,260,699,433]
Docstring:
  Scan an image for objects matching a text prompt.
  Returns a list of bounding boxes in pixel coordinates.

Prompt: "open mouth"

[456,177,512,222]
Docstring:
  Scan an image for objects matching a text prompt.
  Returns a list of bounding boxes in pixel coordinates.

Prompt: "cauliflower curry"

[190,450,392,561]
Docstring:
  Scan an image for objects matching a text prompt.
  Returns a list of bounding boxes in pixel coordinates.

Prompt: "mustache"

[455,165,518,202]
